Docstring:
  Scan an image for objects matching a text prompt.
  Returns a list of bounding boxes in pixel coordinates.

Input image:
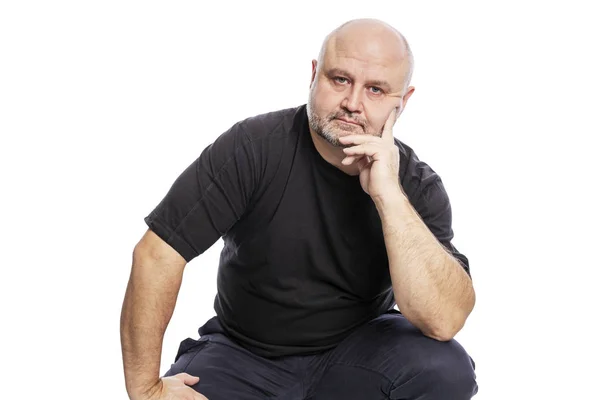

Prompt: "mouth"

[335,118,362,127]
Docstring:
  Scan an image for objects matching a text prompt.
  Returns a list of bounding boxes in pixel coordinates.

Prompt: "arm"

[339,108,475,341]
[373,188,475,341]
[121,118,262,398]
[120,228,187,399]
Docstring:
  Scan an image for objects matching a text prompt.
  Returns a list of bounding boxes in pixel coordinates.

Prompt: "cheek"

[313,83,344,113]
[364,109,388,130]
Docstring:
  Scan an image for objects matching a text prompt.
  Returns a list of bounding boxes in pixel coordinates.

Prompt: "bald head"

[317,19,413,92]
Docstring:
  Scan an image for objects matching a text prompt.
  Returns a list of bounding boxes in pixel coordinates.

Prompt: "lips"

[335,118,362,126]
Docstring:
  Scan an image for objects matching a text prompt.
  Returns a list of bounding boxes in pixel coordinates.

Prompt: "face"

[307,36,413,147]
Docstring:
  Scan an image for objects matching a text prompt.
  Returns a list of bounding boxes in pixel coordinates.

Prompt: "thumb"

[174,372,200,385]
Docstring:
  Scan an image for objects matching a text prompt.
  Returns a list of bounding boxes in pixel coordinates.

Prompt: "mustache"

[328,112,366,127]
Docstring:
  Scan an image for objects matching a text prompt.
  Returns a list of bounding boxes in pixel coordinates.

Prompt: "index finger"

[381,107,398,143]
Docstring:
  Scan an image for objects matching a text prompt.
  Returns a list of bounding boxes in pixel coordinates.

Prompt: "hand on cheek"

[339,108,402,198]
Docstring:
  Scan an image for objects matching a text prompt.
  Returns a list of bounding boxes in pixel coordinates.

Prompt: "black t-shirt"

[144,104,470,358]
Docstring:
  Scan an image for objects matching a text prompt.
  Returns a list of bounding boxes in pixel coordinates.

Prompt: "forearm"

[120,250,183,398]
[373,188,475,341]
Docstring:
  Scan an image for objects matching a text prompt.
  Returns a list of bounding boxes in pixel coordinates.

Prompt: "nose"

[341,85,363,114]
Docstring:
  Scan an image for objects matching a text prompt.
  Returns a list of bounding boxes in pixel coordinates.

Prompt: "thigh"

[164,331,302,400]
[308,310,478,400]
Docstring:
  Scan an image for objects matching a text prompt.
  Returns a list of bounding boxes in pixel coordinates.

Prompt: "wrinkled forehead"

[322,36,408,89]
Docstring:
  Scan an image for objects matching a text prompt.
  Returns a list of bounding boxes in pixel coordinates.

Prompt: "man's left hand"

[339,108,402,200]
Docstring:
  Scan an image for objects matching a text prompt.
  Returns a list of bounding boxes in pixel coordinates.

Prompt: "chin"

[316,129,342,147]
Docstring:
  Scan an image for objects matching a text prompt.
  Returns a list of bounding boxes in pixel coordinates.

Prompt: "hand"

[133,373,209,400]
[339,108,402,200]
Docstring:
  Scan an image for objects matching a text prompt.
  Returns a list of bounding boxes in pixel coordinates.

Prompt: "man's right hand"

[134,373,209,400]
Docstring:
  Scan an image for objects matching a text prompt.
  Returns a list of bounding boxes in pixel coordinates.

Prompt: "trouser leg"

[164,317,304,400]
[307,310,478,400]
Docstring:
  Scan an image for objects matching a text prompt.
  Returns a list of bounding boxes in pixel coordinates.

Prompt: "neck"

[309,128,360,176]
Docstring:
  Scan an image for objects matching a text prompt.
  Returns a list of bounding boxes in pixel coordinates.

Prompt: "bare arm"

[373,188,475,341]
[120,228,188,399]
[339,108,475,342]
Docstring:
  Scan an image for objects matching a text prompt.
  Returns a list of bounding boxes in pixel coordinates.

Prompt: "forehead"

[322,36,406,86]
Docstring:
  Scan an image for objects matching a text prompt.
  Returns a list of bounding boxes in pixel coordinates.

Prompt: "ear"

[310,59,317,87]
[400,86,415,112]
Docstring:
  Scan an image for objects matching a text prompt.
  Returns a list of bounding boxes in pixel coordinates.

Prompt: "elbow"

[400,308,466,342]
[421,312,470,342]
[426,287,476,341]
[406,287,476,342]
[423,326,460,342]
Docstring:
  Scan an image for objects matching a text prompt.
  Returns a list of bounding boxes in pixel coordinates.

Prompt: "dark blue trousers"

[164,310,478,399]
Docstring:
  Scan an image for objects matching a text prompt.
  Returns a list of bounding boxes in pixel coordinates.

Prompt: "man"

[121,18,478,400]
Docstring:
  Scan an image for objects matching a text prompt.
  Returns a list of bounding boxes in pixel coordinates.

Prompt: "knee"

[427,343,476,394]
[391,340,478,399]
[334,313,477,398]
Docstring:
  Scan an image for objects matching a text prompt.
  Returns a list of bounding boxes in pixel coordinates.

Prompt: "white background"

[1,1,599,399]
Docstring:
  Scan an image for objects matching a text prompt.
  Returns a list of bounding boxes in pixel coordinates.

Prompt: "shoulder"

[234,105,305,143]
[204,105,304,164]
[394,139,441,200]
[395,139,456,240]
[394,139,470,272]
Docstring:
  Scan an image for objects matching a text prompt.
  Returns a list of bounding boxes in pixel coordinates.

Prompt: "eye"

[334,76,349,84]
[369,86,384,95]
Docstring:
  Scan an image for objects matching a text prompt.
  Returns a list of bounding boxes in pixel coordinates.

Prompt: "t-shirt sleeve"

[144,122,257,262]
[415,178,471,277]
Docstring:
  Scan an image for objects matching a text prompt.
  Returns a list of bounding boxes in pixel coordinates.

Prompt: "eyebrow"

[325,67,393,92]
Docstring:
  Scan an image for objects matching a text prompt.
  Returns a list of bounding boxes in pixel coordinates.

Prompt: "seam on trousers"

[329,361,395,384]
[389,368,426,391]
[316,361,394,398]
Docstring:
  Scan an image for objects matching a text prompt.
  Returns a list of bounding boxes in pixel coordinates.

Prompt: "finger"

[342,154,369,165]
[174,372,200,386]
[338,135,380,146]
[341,155,358,165]
[381,107,397,143]
[342,144,380,158]
[386,91,404,99]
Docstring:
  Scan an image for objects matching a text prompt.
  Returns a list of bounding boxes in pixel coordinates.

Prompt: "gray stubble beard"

[308,112,344,148]
[307,93,365,148]
[307,95,343,147]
